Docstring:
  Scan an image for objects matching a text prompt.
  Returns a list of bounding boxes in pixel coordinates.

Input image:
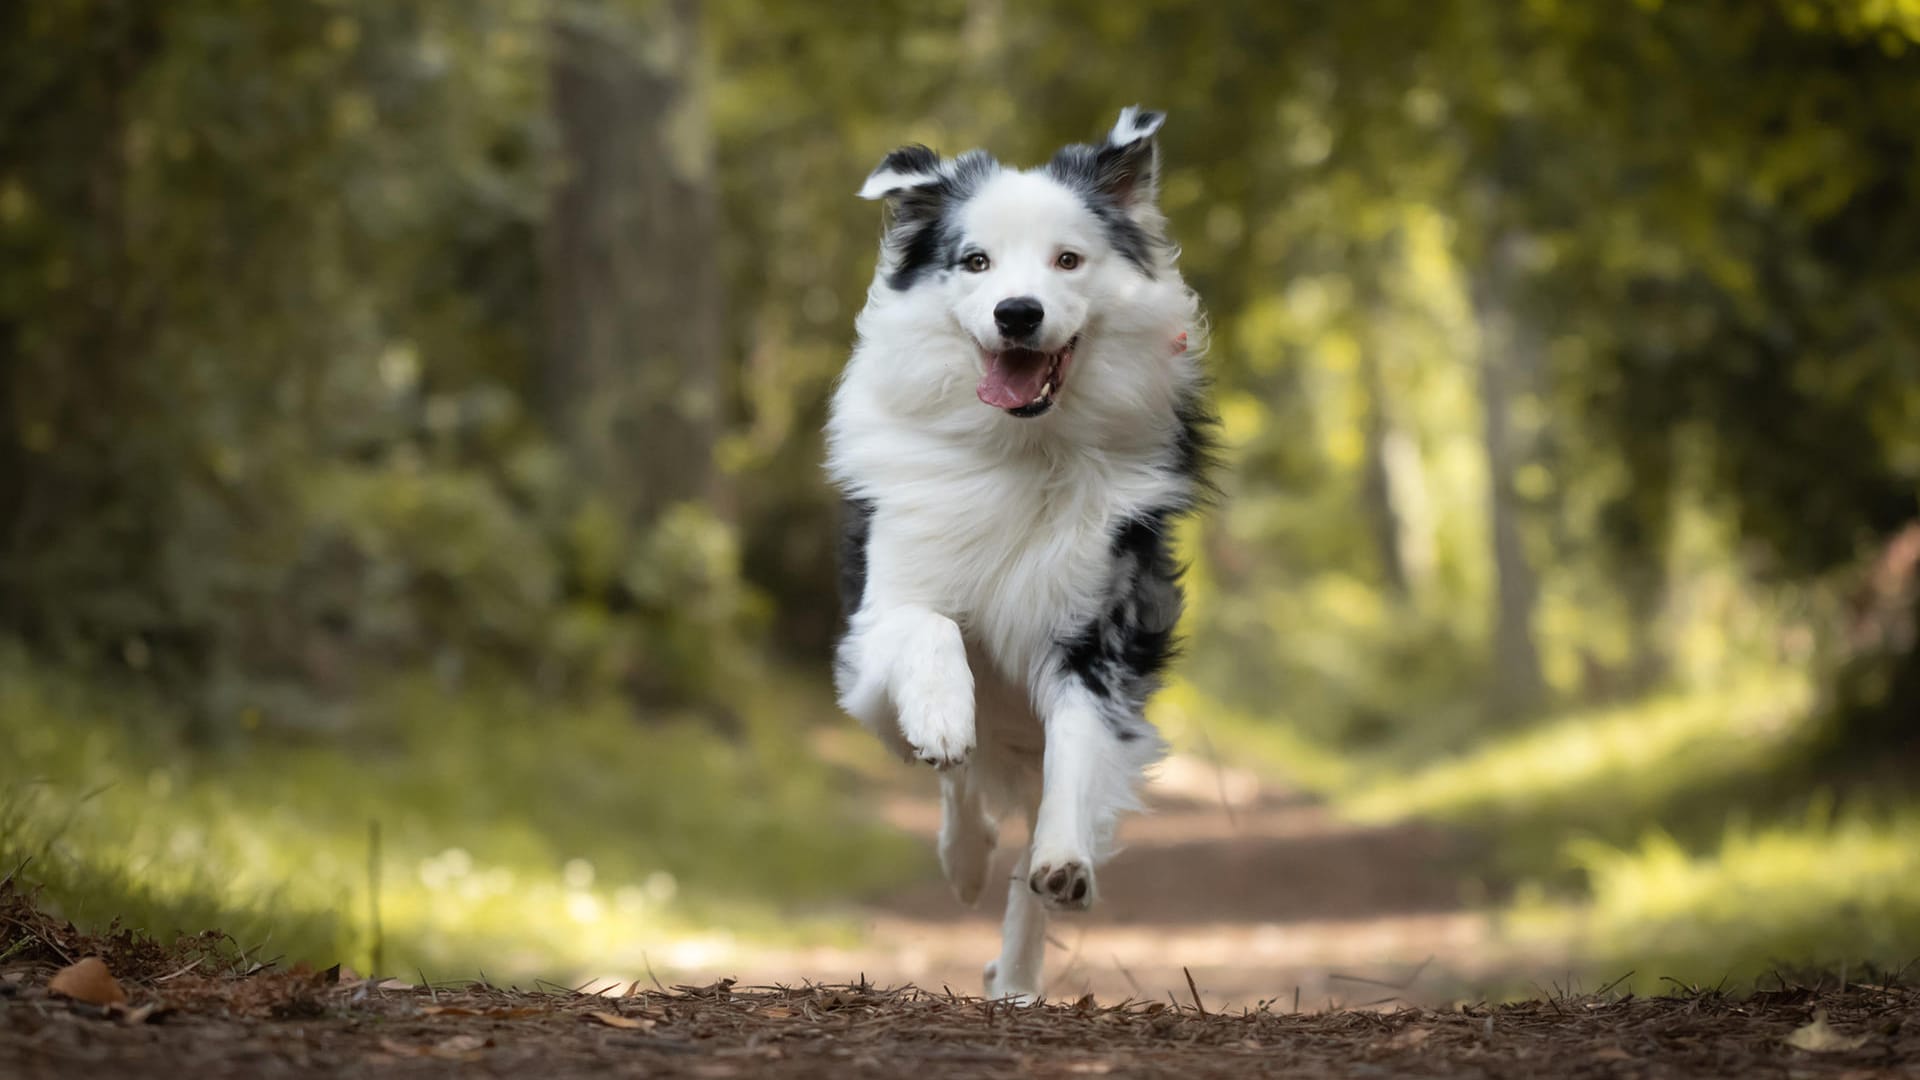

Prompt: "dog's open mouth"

[977,337,1078,418]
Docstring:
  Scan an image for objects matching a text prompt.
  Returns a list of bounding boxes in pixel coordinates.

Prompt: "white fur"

[828,113,1205,1003]
[857,166,940,201]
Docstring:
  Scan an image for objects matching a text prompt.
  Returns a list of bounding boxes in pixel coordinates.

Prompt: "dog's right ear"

[858,145,947,201]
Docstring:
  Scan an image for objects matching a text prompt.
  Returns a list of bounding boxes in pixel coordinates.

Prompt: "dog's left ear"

[1095,106,1165,212]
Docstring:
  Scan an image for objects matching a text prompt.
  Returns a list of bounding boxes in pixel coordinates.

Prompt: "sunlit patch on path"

[677,756,1564,1010]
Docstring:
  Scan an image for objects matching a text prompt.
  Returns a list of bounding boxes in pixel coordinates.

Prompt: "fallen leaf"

[49,957,128,1007]
[587,1009,655,1030]
[1785,1011,1869,1053]
[758,1005,797,1019]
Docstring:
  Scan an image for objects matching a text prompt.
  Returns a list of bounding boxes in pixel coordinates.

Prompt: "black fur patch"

[1044,133,1163,276]
[1171,382,1223,507]
[874,145,942,183]
[1055,382,1215,740]
[1059,509,1187,741]
[877,149,1001,291]
[837,497,875,622]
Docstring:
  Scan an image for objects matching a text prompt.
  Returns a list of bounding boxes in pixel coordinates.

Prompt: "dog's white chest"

[878,449,1152,680]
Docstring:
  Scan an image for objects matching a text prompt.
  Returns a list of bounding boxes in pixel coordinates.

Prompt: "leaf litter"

[3,875,1918,1077]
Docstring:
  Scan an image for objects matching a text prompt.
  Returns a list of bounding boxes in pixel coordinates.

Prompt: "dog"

[827,107,1215,1003]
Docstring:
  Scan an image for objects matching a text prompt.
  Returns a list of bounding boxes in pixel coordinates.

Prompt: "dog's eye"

[963,252,991,273]
[1056,251,1081,270]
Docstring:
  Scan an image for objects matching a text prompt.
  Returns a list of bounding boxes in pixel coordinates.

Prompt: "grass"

[1178,662,1920,994]
[0,646,928,984]
[1342,675,1813,824]
[1507,808,1920,991]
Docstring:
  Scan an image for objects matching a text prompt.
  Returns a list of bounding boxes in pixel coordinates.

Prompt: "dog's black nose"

[993,297,1044,339]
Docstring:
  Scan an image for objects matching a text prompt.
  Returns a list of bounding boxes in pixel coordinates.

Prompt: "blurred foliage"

[1,0,1918,985]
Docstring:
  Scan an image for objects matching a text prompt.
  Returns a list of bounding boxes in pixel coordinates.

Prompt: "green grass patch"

[0,647,927,983]
[1342,673,1817,859]
[1184,664,1920,990]
[1509,807,1920,991]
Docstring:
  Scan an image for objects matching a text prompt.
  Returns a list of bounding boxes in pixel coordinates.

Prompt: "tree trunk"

[542,0,722,524]
[1359,341,1412,604]
[1356,279,1436,605]
[1472,241,1547,721]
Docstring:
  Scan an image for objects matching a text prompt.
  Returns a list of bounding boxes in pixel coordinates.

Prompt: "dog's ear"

[1093,106,1165,212]
[858,145,947,201]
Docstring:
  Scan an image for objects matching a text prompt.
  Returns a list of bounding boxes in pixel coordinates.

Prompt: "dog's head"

[857,108,1175,420]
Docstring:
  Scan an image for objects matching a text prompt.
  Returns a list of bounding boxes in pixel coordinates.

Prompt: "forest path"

[10,753,1914,1079]
[731,753,1565,1010]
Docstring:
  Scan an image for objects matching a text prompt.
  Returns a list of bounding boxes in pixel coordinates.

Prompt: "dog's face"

[858,108,1171,420]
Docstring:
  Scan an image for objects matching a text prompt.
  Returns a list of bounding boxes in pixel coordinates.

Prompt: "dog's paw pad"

[1027,858,1094,911]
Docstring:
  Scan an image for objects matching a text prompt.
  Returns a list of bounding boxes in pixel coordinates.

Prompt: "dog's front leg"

[1026,684,1104,911]
[1024,657,1165,914]
[836,604,975,767]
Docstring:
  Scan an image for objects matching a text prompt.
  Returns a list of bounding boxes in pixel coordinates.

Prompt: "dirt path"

[6,770,1918,1077]
[730,755,1557,1010]
[8,966,1916,1078]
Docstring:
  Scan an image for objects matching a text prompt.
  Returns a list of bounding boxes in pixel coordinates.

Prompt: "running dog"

[828,107,1215,1003]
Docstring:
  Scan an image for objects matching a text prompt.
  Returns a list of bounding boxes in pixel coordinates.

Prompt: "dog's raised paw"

[1027,858,1094,911]
[898,696,975,769]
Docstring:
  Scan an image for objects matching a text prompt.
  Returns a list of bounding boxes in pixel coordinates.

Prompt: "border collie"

[828,107,1215,1003]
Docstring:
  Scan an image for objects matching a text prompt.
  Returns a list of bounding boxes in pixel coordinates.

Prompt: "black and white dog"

[828,108,1214,1003]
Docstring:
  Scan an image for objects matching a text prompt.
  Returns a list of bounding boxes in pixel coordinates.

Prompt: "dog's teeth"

[1040,380,1054,399]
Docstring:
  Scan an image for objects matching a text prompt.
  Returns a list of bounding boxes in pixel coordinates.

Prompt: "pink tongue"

[977,348,1051,409]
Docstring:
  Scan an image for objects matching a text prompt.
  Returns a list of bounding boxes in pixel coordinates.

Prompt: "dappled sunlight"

[1,655,915,982]
[1343,672,1814,825]
[1509,811,1920,992]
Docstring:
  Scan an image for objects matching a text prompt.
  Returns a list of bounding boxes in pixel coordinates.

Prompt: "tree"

[543,0,723,525]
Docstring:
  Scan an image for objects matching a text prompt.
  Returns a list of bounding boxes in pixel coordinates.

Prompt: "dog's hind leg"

[938,767,995,906]
[983,844,1047,1004]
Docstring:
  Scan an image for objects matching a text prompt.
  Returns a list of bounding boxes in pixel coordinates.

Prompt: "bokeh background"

[4,0,1917,1003]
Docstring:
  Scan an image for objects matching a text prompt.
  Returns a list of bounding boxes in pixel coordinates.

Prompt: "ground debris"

[47,957,127,1007]
[4,968,1915,1078]
[4,882,1917,1077]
